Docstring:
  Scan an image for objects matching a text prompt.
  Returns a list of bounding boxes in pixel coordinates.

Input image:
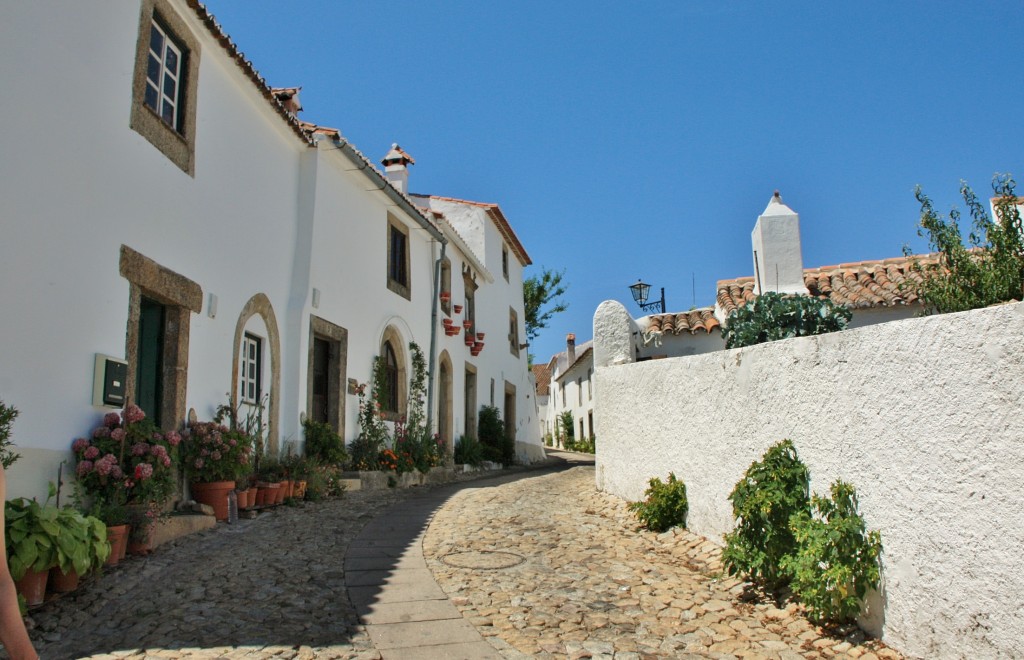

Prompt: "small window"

[577,377,582,406]
[463,265,477,330]
[587,369,592,401]
[241,333,262,404]
[387,216,411,299]
[509,307,520,357]
[130,0,199,175]
[145,21,183,130]
[561,383,565,407]
[383,341,399,413]
[440,258,452,316]
[502,245,509,281]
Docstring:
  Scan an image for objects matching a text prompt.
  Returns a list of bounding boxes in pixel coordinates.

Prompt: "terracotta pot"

[476,332,486,340]
[15,568,48,607]
[127,517,155,556]
[453,305,463,314]
[257,482,280,506]
[294,480,307,499]
[191,480,237,521]
[247,486,257,507]
[105,524,129,566]
[49,567,80,593]
[119,525,131,560]
[462,320,473,330]
[235,489,249,509]
[439,292,451,302]
[275,481,290,504]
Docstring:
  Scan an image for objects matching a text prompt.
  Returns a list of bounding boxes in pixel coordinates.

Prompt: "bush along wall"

[721,439,883,627]
[628,473,688,532]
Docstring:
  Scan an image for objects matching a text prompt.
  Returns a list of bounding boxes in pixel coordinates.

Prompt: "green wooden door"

[136,297,165,427]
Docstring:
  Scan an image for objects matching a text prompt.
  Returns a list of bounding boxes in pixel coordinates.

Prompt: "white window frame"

[241,333,263,404]
[145,20,183,131]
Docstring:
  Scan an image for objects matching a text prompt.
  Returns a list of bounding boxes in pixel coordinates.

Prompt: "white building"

[0,0,541,500]
[537,335,595,448]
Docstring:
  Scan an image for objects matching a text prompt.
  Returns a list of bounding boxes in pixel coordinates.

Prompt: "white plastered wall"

[594,300,1024,659]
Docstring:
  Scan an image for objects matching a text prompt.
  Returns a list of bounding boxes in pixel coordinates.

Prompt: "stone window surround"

[508,306,520,357]
[130,0,200,176]
[307,316,348,438]
[386,215,411,300]
[231,293,281,455]
[379,325,407,421]
[464,362,478,440]
[119,245,201,432]
[437,350,454,455]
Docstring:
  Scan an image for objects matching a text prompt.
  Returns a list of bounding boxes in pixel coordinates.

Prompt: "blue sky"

[205,1,1023,361]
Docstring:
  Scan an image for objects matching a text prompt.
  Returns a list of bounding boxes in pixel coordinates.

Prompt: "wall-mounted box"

[93,354,128,408]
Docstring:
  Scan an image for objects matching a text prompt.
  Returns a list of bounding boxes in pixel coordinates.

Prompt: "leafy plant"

[574,435,596,454]
[0,400,21,469]
[782,480,882,625]
[558,411,574,449]
[181,421,252,483]
[304,460,347,501]
[478,405,513,465]
[722,439,810,589]
[454,434,484,467]
[4,485,60,580]
[53,506,109,578]
[722,292,852,349]
[302,419,348,466]
[523,266,569,343]
[628,473,688,532]
[907,173,1024,315]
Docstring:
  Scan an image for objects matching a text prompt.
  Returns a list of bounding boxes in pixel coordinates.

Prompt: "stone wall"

[593,300,1024,659]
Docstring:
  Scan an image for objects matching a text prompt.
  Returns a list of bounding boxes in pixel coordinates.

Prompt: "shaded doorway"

[136,297,166,427]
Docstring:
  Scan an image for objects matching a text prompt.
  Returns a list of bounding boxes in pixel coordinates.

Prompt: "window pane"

[144,84,159,111]
[149,25,164,55]
[164,46,178,75]
[146,54,161,87]
[163,75,176,100]
[161,100,174,125]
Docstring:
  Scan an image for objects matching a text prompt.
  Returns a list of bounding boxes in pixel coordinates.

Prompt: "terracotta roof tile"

[716,253,941,313]
[647,306,721,335]
[532,364,552,396]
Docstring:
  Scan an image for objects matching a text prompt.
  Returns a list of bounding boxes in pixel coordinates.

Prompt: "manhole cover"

[441,550,525,570]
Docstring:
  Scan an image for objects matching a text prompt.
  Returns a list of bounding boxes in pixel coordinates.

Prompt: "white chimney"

[751,191,808,295]
[381,143,414,195]
[566,333,576,364]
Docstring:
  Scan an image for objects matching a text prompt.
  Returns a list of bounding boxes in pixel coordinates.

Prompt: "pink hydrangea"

[161,456,171,468]
[201,448,210,457]
[72,438,89,453]
[152,432,163,443]
[151,445,167,459]
[123,404,145,425]
[134,463,153,480]
[76,461,93,476]
[111,466,123,479]
[228,438,237,447]
[211,451,221,461]
[110,428,126,442]
[131,442,149,456]
[84,446,100,460]
[95,456,114,476]
[194,458,205,469]
[165,430,181,447]
[93,426,110,439]
[103,412,121,428]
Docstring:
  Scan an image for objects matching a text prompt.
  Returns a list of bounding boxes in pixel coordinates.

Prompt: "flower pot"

[453,305,463,314]
[247,486,257,507]
[294,480,307,499]
[105,524,129,566]
[191,480,237,521]
[442,318,454,327]
[49,566,80,593]
[15,568,48,608]
[276,480,291,504]
[462,320,473,330]
[439,292,451,302]
[476,332,486,340]
[235,489,249,510]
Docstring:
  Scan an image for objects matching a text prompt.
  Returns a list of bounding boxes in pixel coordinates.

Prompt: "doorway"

[136,297,166,427]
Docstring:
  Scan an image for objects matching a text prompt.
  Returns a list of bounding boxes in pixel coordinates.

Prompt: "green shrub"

[454,434,484,467]
[558,410,574,448]
[722,292,852,349]
[574,435,595,454]
[628,473,688,532]
[303,419,349,466]
[0,401,21,469]
[782,480,882,625]
[722,439,810,589]
[304,461,347,501]
[478,405,514,465]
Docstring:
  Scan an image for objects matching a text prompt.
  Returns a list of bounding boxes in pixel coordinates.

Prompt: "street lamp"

[628,279,666,314]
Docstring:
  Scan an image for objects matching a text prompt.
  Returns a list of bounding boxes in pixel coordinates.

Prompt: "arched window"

[383,340,399,413]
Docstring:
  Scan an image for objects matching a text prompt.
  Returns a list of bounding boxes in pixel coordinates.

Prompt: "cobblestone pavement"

[423,466,902,660]
[28,487,408,660]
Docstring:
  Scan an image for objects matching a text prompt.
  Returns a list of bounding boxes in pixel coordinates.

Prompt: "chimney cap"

[762,189,796,216]
[382,143,415,167]
[566,333,576,342]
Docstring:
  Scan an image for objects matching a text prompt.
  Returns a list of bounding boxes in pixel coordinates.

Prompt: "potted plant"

[50,506,109,593]
[256,459,282,506]
[4,489,58,607]
[453,304,463,314]
[182,421,252,521]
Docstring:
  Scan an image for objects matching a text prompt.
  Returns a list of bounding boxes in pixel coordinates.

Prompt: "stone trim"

[437,350,454,455]
[119,245,200,431]
[464,362,478,440]
[231,294,281,455]
[307,316,348,438]
[129,0,201,176]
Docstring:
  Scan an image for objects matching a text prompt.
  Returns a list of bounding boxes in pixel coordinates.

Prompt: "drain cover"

[440,550,525,570]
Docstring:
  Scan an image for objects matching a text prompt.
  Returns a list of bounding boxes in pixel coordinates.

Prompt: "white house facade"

[0,0,541,500]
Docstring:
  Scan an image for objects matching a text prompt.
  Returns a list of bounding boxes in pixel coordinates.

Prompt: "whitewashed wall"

[594,300,1024,659]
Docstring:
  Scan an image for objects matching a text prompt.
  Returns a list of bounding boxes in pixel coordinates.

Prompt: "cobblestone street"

[23,456,900,659]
